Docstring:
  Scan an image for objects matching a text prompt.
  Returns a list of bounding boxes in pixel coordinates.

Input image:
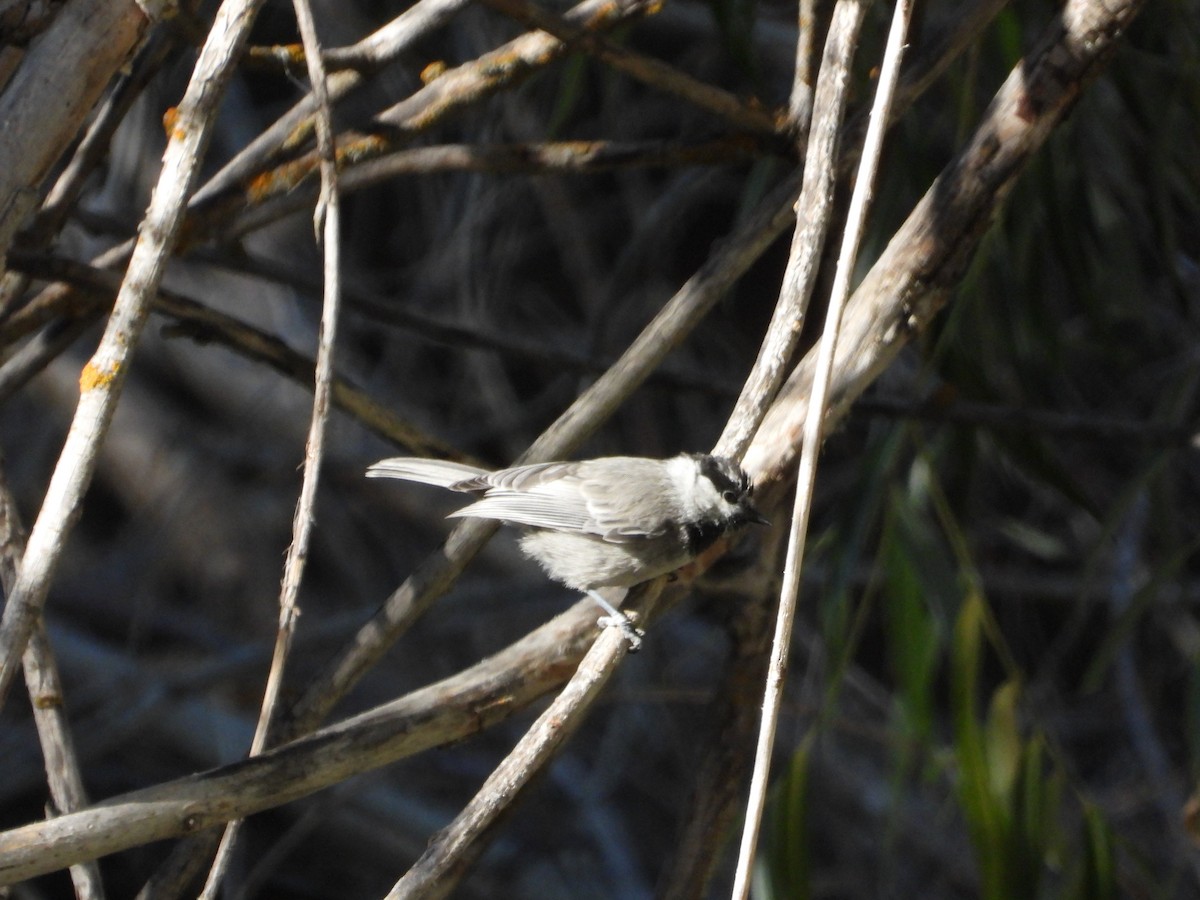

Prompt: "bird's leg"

[586,589,644,652]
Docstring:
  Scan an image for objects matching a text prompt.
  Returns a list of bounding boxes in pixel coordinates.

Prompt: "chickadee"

[366,453,768,647]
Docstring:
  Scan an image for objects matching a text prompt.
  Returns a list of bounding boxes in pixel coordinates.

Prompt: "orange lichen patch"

[420,60,447,84]
[282,118,316,152]
[162,106,180,138]
[247,43,306,66]
[245,158,315,202]
[79,361,119,392]
[585,0,631,27]
[33,691,62,710]
[335,134,389,165]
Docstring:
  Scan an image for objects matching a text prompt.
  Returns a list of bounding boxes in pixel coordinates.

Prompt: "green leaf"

[952,593,1011,900]
[1069,805,1117,900]
[985,679,1022,802]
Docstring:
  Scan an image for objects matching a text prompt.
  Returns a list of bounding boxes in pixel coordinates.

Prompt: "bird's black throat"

[681,518,728,557]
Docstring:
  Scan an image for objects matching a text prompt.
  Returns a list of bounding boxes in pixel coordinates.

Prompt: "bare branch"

[385,584,660,899]
[734,1,911,893]
[0,0,157,261]
[745,0,1152,484]
[716,0,870,463]
[0,0,266,704]
[200,0,344,892]
[0,455,105,898]
[0,600,606,885]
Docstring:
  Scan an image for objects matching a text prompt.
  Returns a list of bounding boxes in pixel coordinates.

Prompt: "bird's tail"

[365,457,488,489]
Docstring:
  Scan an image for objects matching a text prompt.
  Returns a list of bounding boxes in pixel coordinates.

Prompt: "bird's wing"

[448,488,594,531]
[366,458,489,489]
[445,461,591,530]
[448,461,578,492]
[574,458,676,540]
[450,458,675,540]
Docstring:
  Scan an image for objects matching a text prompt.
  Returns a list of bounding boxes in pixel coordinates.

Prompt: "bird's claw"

[597,614,644,652]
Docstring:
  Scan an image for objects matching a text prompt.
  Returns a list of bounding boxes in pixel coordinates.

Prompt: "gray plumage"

[365,454,767,593]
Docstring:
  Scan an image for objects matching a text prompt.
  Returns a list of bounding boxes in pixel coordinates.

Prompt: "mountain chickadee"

[366,453,768,647]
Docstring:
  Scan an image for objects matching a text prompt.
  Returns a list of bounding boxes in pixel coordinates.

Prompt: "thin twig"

[192,0,660,219]
[0,600,606,885]
[476,0,784,139]
[743,0,1150,486]
[0,455,105,899]
[0,0,267,706]
[731,2,911,895]
[199,0,342,893]
[0,315,98,403]
[225,137,766,238]
[384,586,661,899]
[788,0,819,128]
[192,0,473,204]
[716,0,872,463]
[3,251,465,459]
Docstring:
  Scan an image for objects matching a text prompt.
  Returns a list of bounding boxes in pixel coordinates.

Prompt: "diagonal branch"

[0,0,268,706]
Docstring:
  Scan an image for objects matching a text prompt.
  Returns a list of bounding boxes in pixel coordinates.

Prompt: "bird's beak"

[744,504,770,527]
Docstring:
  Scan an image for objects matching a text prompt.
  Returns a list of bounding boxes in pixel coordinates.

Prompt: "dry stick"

[0,30,179,314]
[199,0,659,213]
[0,0,156,259]
[361,0,710,144]
[0,0,266,707]
[788,0,819,128]
[743,0,1150,486]
[731,2,911,896]
[385,586,661,900]
[1,252,464,460]
[199,1,343,894]
[0,457,106,900]
[475,0,783,139]
[192,0,472,204]
[0,315,99,403]
[0,241,133,348]
[716,0,871,464]
[0,601,603,885]
[1,0,660,364]
[227,137,765,238]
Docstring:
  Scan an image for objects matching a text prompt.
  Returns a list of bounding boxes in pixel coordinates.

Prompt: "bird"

[366,453,769,648]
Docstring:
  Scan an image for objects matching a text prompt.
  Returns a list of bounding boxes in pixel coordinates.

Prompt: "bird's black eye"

[722,490,738,504]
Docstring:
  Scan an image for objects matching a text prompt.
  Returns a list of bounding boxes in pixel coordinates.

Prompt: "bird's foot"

[586,589,644,652]
[597,613,644,652]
